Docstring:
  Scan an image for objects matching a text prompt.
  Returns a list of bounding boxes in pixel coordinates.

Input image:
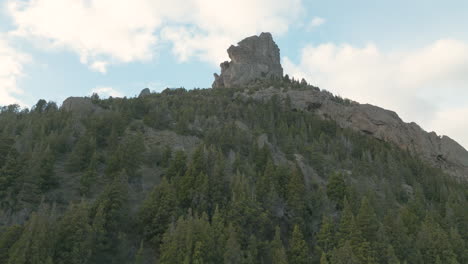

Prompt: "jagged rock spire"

[212,32,283,88]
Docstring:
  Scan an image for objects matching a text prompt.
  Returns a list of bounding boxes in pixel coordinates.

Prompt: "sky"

[0,0,467,149]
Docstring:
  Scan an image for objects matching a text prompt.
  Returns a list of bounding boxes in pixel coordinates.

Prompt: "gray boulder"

[212,32,283,88]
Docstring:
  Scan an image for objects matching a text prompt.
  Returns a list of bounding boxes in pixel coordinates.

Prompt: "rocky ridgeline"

[212,32,283,88]
[241,86,468,180]
[213,32,467,180]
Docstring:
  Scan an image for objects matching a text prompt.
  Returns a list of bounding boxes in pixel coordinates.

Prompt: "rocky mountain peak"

[212,32,283,88]
[139,88,151,97]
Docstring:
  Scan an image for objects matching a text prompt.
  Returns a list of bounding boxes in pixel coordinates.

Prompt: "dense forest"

[0,78,467,264]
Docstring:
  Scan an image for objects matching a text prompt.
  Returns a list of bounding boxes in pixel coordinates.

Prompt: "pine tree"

[245,235,259,264]
[330,241,359,264]
[79,151,98,196]
[211,206,226,263]
[416,215,458,264]
[134,240,144,264]
[286,167,306,224]
[161,145,172,168]
[165,150,187,179]
[0,225,23,263]
[257,160,275,205]
[224,225,242,264]
[89,172,128,262]
[449,227,468,264]
[317,215,336,254]
[271,227,288,264]
[288,225,309,264]
[326,172,346,209]
[337,197,354,245]
[66,135,95,172]
[53,203,92,264]
[320,252,329,264]
[356,196,379,242]
[192,241,205,264]
[386,245,401,264]
[8,210,55,264]
[138,177,176,247]
[0,149,22,203]
[37,146,57,191]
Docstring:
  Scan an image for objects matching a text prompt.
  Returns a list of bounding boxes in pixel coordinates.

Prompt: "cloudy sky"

[0,0,467,149]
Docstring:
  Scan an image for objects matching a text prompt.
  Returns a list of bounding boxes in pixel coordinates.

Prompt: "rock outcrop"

[139,88,151,97]
[62,97,97,113]
[212,32,283,88]
[240,87,468,180]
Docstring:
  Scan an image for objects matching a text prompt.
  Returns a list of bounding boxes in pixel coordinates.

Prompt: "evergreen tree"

[224,225,242,264]
[416,215,458,264]
[134,241,144,264]
[245,235,259,264]
[356,196,379,242]
[337,197,354,245]
[67,135,95,172]
[53,203,93,264]
[211,206,226,263]
[326,172,346,209]
[257,160,275,205]
[288,225,309,264]
[386,245,401,264]
[320,252,329,264]
[330,241,359,264]
[37,146,57,191]
[79,151,99,196]
[286,167,306,224]
[138,177,176,247]
[0,225,23,263]
[8,210,55,264]
[165,150,187,179]
[89,172,129,263]
[449,227,468,264]
[271,227,288,264]
[0,149,22,204]
[317,215,336,255]
[161,145,172,168]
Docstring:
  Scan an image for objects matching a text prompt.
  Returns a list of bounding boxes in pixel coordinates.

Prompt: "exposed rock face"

[212,32,283,88]
[62,97,95,112]
[61,97,101,114]
[139,88,151,97]
[240,87,468,180]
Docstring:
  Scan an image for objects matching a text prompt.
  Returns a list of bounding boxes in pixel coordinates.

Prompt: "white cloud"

[429,106,468,150]
[7,0,160,73]
[0,34,30,106]
[283,39,468,149]
[7,0,304,70]
[90,61,109,74]
[161,0,303,64]
[146,81,169,93]
[307,17,325,31]
[91,86,123,98]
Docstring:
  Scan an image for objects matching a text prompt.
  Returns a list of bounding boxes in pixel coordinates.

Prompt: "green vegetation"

[0,81,467,263]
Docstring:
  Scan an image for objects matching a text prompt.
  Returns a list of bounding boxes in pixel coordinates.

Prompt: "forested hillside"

[0,79,467,264]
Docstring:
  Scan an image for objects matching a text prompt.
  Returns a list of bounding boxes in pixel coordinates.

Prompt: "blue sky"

[1,0,467,148]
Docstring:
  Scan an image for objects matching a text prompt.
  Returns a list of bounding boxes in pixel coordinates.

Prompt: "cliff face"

[241,86,468,180]
[212,32,283,88]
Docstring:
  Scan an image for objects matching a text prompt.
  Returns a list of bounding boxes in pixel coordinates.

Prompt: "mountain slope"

[0,32,467,264]
[240,82,468,180]
[0,84,467,264]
